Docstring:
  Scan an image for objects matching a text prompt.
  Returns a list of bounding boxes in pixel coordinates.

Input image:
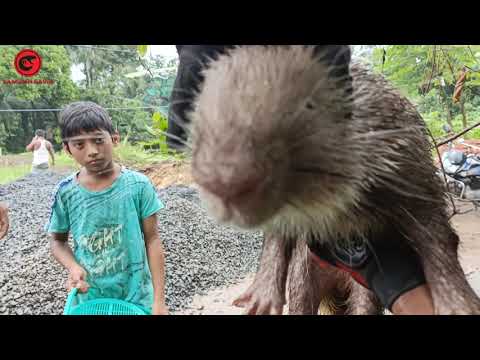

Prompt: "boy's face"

[64,129,119,174]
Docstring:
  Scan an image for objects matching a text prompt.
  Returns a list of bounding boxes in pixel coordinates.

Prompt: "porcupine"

[168,45,480,315]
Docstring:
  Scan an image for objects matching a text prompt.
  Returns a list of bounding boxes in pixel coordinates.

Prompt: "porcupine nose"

[196,162,266,203]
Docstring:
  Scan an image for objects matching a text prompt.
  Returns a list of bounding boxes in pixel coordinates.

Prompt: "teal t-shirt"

[45,167,164,312]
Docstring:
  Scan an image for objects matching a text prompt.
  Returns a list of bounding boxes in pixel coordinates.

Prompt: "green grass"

[424,112,480,140]
[0,151,77,185]
[54,143,186,170]
[0,143,186,185]
[113,142,186,168]
[0,164,32,184]
[54,151,79,169]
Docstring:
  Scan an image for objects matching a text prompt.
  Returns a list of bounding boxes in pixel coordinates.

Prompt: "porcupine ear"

[311,45,352,79]
[167,45,235,150]
[311,45,354,115]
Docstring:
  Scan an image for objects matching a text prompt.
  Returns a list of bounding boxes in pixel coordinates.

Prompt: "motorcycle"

[439,126,480,206]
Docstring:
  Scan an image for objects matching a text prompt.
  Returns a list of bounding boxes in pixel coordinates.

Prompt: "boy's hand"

[152,302,169,315]
[0,203,9,240]
[67,265,90,293]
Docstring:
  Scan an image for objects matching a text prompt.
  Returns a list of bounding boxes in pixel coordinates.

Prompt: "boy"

[46,101,168,315]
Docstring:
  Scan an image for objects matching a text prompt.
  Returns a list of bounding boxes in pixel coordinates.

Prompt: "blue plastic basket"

[63,288,149,315]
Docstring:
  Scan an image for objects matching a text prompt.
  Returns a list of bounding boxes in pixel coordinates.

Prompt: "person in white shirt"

[26,129,55,173]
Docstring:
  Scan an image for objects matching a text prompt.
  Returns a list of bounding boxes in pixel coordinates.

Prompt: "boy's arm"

[142,213,168,315]
[46,141,55,165]
[0,202,9,240]
[50,232,89,292]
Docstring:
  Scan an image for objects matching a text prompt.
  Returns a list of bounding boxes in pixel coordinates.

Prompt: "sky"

[149,45,177,58]
[70,45,178,82]
[72,45,367,82]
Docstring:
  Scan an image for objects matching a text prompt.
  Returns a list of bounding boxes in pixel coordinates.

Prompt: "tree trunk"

[460,99,467,129]
[21,113,30,152]
[87,60,91,88]
[444,100,453,129]
[440,87,453,128]
[85,59,91,88]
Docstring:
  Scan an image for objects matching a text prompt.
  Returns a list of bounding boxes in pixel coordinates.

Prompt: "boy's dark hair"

[35,129,46,137]
[60,101,114,143]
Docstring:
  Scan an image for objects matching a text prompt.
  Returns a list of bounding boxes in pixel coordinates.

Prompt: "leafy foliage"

[0,45,179,156]
[367,45,480,139]
[0,45,78,152]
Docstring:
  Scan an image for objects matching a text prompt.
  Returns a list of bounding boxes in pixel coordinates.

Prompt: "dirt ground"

[453,202,480,276]
[139,161,194,188]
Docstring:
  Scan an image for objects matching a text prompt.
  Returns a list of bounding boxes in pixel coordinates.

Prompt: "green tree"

[369,45,480,138]
[65,45,139,89]
[0,45,78,152]
[67,45,179,147]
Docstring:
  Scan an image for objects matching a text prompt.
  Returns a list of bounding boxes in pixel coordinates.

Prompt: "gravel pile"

[0,172,262,315]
